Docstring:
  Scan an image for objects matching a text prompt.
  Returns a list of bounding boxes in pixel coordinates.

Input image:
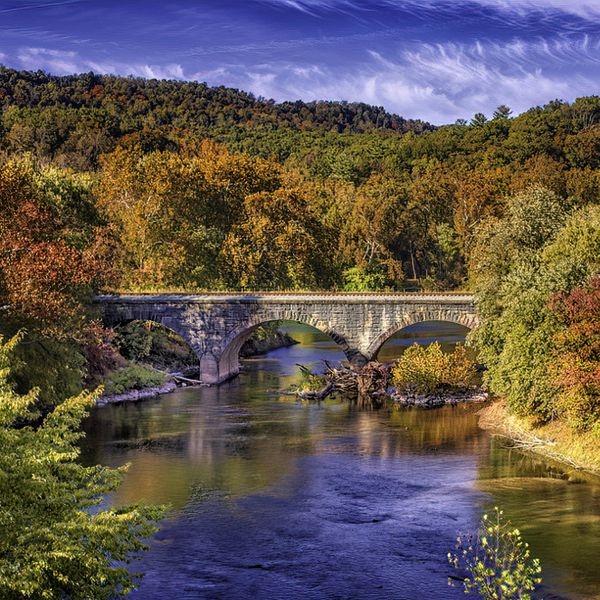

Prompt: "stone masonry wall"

[97,294,478,384]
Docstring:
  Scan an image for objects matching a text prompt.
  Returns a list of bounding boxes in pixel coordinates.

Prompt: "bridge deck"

[96,292,475,304]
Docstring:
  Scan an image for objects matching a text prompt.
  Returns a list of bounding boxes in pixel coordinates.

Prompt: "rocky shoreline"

[97,380,179,406]
[390,387,489,408]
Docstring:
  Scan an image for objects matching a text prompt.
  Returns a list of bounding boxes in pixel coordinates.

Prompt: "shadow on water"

[81,322,600,600]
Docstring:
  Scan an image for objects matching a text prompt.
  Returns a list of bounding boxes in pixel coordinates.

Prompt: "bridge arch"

[206,315,365,384]
[365,310,479,360]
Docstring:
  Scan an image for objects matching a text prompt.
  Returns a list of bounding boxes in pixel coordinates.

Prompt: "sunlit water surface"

[81,323,600,600]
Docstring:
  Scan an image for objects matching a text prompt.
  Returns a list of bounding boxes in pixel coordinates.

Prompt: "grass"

[103,364,167,395]
[478,400,600,475]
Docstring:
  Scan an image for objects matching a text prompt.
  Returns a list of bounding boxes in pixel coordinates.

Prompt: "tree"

[549,275,600,431]
[0,157,114,335]
[336,174,405,288]
[97,143,281,289]
[0,157,116,406]
[0,333,163,599]
[470,198,600,423]
[493,105,513,120]
[221,187,335,290]
[471,113,488,127]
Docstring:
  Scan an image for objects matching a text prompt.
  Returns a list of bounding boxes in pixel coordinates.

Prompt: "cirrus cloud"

[259,0,600,18]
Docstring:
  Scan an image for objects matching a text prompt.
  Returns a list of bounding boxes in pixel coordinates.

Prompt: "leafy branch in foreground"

[0,333,165,600]
[448,507,542,599]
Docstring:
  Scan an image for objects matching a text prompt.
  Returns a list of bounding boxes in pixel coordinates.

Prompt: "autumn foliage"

[550,277,600,431]
[0,159,115,335]
[1,68,600,425]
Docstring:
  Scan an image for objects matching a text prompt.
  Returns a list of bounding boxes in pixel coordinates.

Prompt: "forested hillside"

[0,66,429,168]
[0,67,598,434]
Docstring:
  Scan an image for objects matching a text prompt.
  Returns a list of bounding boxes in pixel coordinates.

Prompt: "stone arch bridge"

[96,293,478,384]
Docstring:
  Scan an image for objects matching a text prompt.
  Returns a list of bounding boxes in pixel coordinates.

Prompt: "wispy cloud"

[470,0,600,19]
[258,0,600,19]
[189,35,600,123]
[0,0,82,14]
[13,47,186,80]
[5,34,599,124]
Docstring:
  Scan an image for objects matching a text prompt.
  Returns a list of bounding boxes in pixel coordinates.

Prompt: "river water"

[82,323,600,600]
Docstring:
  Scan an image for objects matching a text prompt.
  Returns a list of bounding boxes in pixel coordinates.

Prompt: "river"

[81,322,600,600]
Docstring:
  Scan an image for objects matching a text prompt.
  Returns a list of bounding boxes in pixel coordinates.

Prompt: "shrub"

[116,321,154,362]
[296,364,327,393]
[104,364,166,395]
[448,507,542,599]
[391,342,477,395]
[116,321,197,370]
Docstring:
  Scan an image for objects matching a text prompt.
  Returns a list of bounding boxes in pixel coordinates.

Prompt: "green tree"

[471,113,488,127]
[470,191,600,423]
[0,333,163,599]
[492,105,513,120]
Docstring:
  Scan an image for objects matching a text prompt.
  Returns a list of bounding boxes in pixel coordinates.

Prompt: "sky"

[0,0,599,124]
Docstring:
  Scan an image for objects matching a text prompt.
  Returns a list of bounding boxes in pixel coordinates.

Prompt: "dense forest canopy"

[1,67,599,292]
[0,67,598,432]
[0,66,430,157]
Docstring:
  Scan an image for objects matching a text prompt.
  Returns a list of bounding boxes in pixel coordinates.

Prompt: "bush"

[104,364,167,395]
[116,321,154,362]
[296,364,327,393]
[391,342,477,395]
[0,334,164,599]
[448,507,542,599]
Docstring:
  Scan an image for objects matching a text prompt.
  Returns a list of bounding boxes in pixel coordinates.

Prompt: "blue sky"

[0,0,599,124]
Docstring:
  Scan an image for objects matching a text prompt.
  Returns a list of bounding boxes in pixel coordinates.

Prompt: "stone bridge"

[95,293,478,384]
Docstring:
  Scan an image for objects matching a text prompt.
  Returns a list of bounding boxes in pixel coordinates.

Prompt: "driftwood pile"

[296,360,390,408]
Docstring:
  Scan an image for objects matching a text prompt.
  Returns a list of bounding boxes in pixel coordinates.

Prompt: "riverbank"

[478,400,600,475]
[97,380,179,406]
[240,329,298,357]
[97,326,299,406]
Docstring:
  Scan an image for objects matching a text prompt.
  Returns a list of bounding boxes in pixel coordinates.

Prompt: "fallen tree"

[295,360,390,408]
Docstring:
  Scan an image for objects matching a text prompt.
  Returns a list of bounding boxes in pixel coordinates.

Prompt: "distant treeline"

[0,66,431,169]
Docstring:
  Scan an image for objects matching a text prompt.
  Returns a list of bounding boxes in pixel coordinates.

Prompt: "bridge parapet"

[96,293,478,384]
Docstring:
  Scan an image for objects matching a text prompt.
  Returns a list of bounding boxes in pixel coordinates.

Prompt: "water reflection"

[81,323,600,600]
